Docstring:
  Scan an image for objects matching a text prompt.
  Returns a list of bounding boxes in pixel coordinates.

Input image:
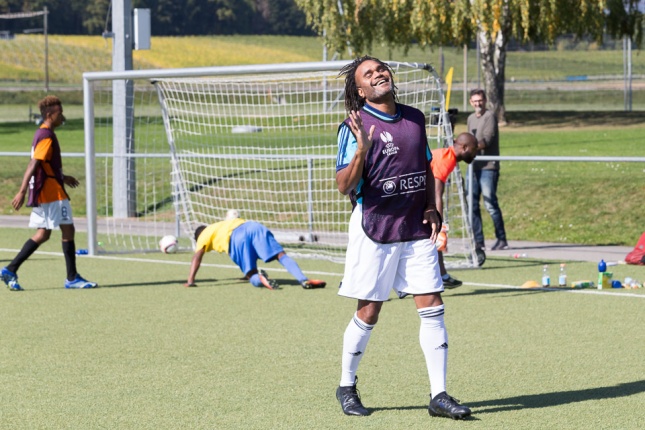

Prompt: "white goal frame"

[83,60,478,267]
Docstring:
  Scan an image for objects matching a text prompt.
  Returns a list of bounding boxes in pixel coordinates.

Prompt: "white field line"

[0,248,343,278]
[465,282,645,298]
[2,248,644,298]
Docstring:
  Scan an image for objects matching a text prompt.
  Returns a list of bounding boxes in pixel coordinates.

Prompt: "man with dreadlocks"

[334,56,471,420]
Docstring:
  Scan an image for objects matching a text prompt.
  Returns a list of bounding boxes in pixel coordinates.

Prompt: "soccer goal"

[82,60,478,267]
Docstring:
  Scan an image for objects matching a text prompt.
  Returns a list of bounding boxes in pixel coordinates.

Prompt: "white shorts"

[339,204,443,301]
[29,199,74,229]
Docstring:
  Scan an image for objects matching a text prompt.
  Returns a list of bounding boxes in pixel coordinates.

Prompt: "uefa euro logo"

[383,180,396,194]
[380,131,393,143]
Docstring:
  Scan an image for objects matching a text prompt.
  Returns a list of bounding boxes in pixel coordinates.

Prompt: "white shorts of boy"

[339,203,443,302]
[29,199,74,229]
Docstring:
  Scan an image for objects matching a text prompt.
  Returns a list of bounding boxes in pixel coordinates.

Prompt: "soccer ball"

[159,235,178,254]
[225,209,239,220]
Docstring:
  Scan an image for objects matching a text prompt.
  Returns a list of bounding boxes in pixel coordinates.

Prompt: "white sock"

[418,305,448,398]
[340,312,374,387]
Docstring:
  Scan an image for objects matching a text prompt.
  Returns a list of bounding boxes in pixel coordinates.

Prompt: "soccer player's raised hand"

[348,110,375,153]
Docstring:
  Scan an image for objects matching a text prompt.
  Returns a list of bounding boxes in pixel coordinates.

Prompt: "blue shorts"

[229,221,284,276]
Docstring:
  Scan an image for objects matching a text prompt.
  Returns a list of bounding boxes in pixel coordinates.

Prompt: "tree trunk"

[478,31,498,115]
[494,29,508,125]
[476,1,511,125]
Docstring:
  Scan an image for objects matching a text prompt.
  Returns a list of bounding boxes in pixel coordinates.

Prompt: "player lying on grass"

[430,132,478,288]
[185,210,326,290]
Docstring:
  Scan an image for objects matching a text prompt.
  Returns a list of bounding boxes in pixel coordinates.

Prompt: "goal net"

[83,61,478,267]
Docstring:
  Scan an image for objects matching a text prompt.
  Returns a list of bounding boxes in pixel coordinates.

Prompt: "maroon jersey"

[347,103,431,243]
[27,127,67,207]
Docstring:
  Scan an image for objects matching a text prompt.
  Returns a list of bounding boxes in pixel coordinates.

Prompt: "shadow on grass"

[102,277,242,288]
[477,260,550,271]
[367,380,645,418]
[469,380,645,414]
[448,287,549,298]
[8,278,227,291]
[366,405,481,421]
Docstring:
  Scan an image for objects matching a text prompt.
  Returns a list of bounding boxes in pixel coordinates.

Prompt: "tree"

[257,0,314,35]
[295,0,643,123]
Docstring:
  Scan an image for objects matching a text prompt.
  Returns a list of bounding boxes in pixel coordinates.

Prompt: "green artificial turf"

[1,227,644,429]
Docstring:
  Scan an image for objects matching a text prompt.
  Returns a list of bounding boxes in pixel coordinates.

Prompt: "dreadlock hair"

[338,56,397,114]
[38,95,62,119]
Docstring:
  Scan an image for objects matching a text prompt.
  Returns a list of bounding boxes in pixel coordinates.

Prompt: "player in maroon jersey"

[333,57,471,420]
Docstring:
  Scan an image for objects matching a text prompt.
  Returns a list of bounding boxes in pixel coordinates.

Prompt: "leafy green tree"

[258,0,313,35]
[296,0,643,122]
[83,0,111,34]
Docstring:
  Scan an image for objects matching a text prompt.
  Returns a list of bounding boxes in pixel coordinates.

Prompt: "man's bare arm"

[434,178,445,217]
[185,248,205,286]
[12,158,40,211]
[336,110,374,195]
[336,148,369,195]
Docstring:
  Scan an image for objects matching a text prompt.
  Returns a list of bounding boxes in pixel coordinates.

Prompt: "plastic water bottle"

[76,249,88,255]
[542,265,550,287]
[597,259,606,290]
[558,263,567,287]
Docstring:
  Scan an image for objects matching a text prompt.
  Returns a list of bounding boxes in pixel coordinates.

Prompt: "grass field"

[1,226,644,429]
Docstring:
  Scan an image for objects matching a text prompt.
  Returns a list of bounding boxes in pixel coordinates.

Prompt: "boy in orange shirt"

[430,132,478,288]
[2,96,97,291]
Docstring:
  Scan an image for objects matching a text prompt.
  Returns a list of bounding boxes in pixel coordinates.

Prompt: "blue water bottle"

[597,259,606,290]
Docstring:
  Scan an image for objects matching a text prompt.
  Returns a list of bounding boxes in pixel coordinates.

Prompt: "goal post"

[82,60,479,267]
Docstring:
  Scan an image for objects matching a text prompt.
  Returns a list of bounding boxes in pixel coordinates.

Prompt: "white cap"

[225,209,239,220]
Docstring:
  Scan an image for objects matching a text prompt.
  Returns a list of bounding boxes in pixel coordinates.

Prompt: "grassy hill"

[1,34,643,118]
[1,34,643,86]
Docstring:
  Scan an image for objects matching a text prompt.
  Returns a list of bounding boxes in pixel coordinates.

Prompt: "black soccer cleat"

[491,239,510,251]
[336,377,370,416]
[259,270,280,290]
[442,274,463,289]
[428,391,471,420]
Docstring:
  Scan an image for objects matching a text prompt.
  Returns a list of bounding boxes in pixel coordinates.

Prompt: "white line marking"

[3,249,643,296]
[465,282,645,298]
[0,249,344,277]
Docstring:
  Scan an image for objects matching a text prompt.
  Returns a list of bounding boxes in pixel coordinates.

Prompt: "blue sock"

[249,273,262,287]
[279,254,307,283]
